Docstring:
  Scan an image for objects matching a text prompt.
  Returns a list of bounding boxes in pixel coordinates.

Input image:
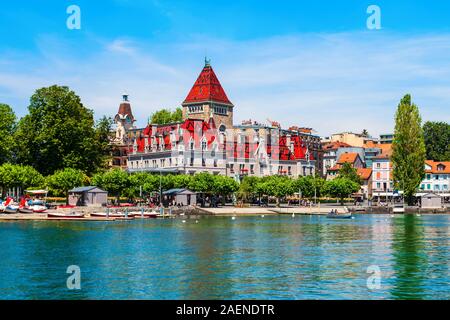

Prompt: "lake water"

[0,214,449,300]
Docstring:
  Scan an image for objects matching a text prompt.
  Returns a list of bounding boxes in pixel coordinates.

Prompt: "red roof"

[337,152,360,165]
[425,160,450,174]
[183,62,233,106]
[357,168,373,180]
[322,141,352,150]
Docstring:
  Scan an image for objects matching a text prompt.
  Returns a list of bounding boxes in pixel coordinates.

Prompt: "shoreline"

[1,205,449,222]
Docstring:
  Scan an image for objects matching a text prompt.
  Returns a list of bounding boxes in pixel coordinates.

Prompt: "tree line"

[0,164,362,205]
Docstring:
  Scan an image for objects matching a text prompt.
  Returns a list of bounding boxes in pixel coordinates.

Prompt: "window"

[377,182,381,189]
[190,158,194,166]
[427,174,431,180]
[376,163,380,169]
[201,140,207,151]
[230,164,234,173]
[443,185,448,190]
[434,185,440,191]
[250,164,254,174]
[420,184,425,190]
[427,184,431,190]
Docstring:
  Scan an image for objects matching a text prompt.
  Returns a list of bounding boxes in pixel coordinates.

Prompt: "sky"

[1,0,450,137]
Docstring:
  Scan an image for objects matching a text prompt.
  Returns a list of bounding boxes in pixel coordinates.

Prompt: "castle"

[111,60,322,178]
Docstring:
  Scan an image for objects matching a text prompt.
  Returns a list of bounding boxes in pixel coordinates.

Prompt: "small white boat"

[31,205,47,213]
[91,212,125,218]
[47,212,85,219]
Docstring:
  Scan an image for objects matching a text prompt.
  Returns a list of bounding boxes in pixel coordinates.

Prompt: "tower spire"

[205,56,211,67]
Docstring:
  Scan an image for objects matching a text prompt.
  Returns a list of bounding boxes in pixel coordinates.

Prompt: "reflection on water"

[0,215,449,300]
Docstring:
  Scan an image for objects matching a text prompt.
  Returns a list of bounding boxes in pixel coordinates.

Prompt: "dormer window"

[437,164,445,171]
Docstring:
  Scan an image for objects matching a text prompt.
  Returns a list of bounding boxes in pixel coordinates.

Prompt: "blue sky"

[1,0,450,136]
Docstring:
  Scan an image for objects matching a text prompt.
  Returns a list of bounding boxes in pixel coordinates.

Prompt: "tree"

[339,162,362,185]
[323,178,360,205]
[292,175,325,199]
[149,107,183,125]
[46,168,87,203]
[392,94,426,205]
[92,169,130,202]
[14,85,111,176]
[0,164,44,197]
[212,175,239,203]
[423,121,450,161]
[361,129,370,137]
[238,176,261,201]
[256,175,294,207]
[0,104,16,165]
[188,172,215,193]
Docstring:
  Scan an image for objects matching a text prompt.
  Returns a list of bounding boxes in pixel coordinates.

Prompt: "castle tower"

[182,59,234,130]
[114,93,136,143]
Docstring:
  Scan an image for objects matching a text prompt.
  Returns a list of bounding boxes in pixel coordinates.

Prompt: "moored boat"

[18,198,34,214]
[31,205,47,213]
[47,212,85,219]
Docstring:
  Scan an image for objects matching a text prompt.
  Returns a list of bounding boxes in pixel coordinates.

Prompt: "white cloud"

[0,31,449,137]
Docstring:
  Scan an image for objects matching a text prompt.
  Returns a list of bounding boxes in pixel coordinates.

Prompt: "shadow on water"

[390,215,427,300]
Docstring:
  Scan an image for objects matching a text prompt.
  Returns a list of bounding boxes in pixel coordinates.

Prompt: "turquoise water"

[0,214,449,300]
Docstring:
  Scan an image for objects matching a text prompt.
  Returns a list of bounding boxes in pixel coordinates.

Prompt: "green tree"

[188,172,215,193]
[238,176,261,201]
[0,164,44,197]
[256,175,294,207]
[292,175,325,199]
[392,94,426,205]
[423,121,450,161]
[212,175,239,203]
[339,162,362,185]
[323,178,360,205]
[46,168,87,203]
[92,169,130,202]
[0,104,17,164]
[149,107,183,125]
[14,85,110,176]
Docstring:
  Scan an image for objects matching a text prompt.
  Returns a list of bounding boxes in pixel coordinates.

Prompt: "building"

[162,189,197,206]
[357,168,373,200]
[123,60,321,179]
[68,186,108,207]
[326,152,364,180]
[110,94,136,169]
[379,133,394,144]
[322,141,352,175]
[419,161,450,193]
[322,132,379,148]
[420,193,442,209]
[371,153,394,201]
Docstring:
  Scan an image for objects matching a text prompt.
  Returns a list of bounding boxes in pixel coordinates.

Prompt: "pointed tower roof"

[182,59,233,106]
[115,93,135,122]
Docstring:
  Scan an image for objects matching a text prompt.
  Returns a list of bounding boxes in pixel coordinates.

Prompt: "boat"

[47,212,85,219]
[326,210,353,219]
[1,198,18,214]
[90,211,135,218]
[19,207,34,214]
[130,211,159,218]
[31,205,47,213]
[18,198,34,214]
[4,205,19,214]
[326,213,353,219]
